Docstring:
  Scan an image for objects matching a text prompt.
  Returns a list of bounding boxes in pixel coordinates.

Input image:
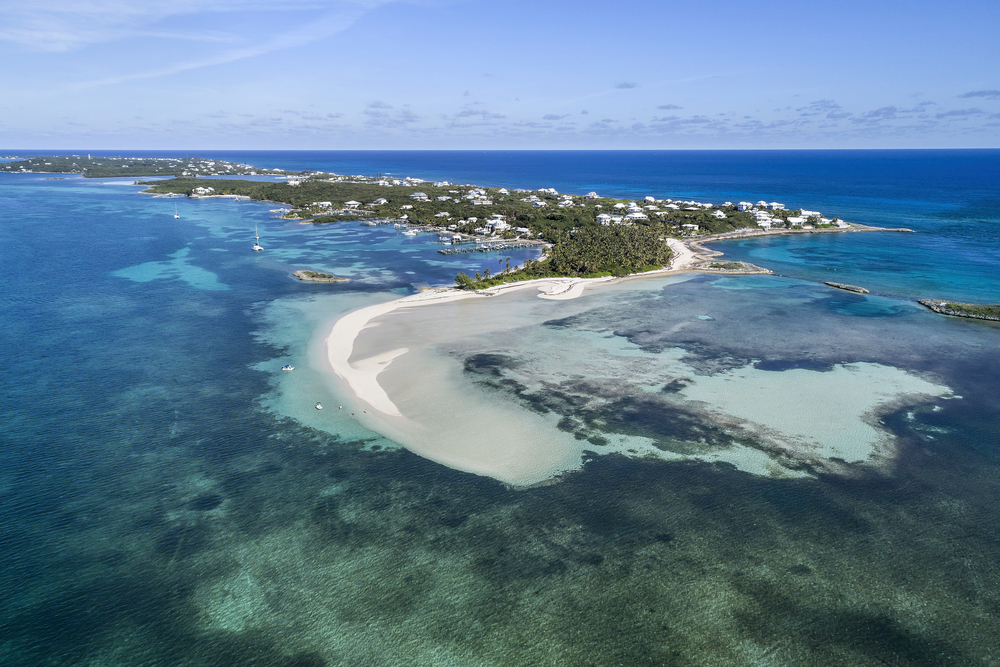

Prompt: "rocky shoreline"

[918,299,1000,321]
[293,270,349,283]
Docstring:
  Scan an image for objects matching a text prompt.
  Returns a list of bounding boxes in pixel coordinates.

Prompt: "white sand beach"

[316,236,949,485]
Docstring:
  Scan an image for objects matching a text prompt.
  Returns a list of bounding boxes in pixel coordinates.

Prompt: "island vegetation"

[2,154,868,291]
[0,155,278,179]
[918,299,1000,321]
[293,270,349,283]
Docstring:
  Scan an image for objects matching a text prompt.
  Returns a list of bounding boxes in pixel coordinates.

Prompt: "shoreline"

[323,222,912,420]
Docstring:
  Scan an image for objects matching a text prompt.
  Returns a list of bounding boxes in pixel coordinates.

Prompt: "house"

[767,202,785,210]
[498,188,509,195]
[682,224,699,231]
[665,204,679,210]
[597,213,613,226]
[533,201,547,207]
[313,201,333,208]
[516,227,531,235]
[626,212,649,221]
[400,204,413,210]
[613,203,627,210]
[645,196,656,203]
[800,210,821,219]
[344,201,361,209]
[786,216,806,226]
[436,196,451,201]
[585,191,600,199]
[757,200,768,207]
[473,198,493,206]
[410,192,429,201]
[372,198,389,205]
[737,202,754,212]
[712,210,727,219]
[435,212,451,218]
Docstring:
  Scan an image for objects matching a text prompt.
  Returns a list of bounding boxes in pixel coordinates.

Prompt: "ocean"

[1,150,998,665]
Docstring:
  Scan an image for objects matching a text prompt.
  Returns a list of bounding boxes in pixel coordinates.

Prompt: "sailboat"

[173,204,180,219]
[252,225,263,252]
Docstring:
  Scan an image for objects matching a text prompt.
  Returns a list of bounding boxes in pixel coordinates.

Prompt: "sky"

[1,0,999,150]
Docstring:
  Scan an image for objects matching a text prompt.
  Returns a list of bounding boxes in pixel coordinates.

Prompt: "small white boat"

[252,225,264,252]
[173,204,180,219]
[402,229,419,236]
[315,402,323,410]
[281,365,294,371]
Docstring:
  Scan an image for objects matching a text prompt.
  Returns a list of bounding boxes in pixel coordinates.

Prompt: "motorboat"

[315,402,323,410]
[281,365,294,371]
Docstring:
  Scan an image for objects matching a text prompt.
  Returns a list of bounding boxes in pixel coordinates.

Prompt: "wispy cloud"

[935,108,983,119]
[20,1,399,88]
[0,1,336,51]
[364,101,418,127]
[543,114,568,120]
[615,82,637,89]
[657,104,682,110]
[959,90,1000,99]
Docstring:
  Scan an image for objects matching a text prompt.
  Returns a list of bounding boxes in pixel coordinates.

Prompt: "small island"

[294,270,349,283]
[918,299,1000,321]
[825,282,870,294]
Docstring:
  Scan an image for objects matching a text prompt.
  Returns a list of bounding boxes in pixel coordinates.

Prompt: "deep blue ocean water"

[2,150,999,665]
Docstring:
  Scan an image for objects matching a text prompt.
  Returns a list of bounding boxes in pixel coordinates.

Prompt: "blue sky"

[1,0,998,149]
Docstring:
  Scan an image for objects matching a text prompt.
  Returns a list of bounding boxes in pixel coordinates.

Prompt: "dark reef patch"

[754,358,835,372]
[188,493,224,511]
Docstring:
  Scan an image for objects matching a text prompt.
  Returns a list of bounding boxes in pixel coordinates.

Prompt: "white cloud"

[0,1,341,51]
[66,2,397,88]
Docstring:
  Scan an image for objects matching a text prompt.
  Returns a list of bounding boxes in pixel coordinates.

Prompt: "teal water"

[2,153,1000,665]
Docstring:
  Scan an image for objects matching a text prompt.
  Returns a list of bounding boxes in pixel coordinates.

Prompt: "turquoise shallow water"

[2,152,999,665]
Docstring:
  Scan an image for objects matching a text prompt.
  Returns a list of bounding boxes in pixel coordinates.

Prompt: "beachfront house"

[768,202,785,210]
[585,192,600,199]
[682,224,699,232]
[737,202,754,212]
[786,216,806,226]
[645,196,656,202]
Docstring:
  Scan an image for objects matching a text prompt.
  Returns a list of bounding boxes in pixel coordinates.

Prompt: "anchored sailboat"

[252,225,263,252]
[173,204,180,219]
